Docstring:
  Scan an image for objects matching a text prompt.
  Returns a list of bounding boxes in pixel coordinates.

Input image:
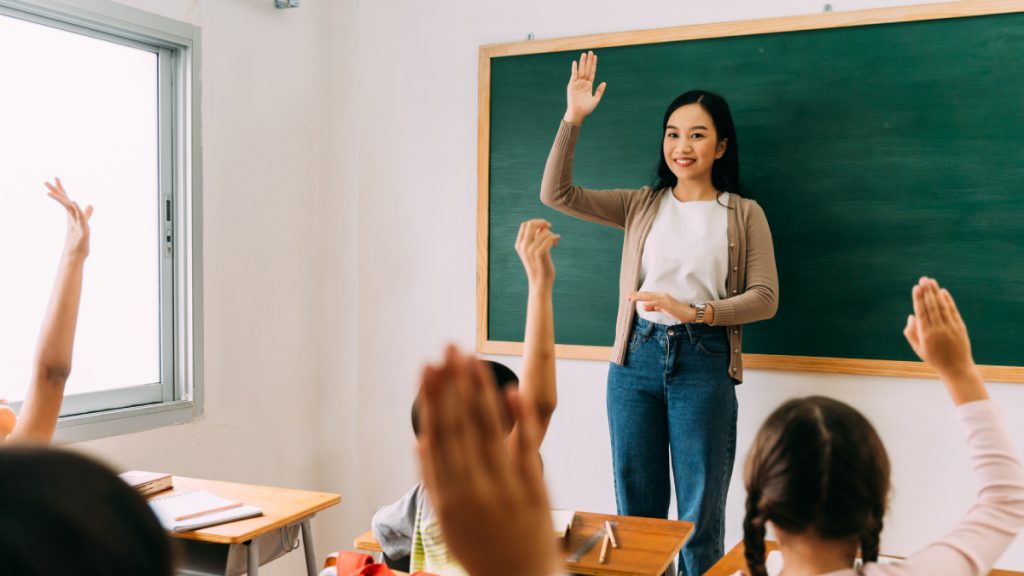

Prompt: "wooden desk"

[153,476,340,576]
[704,540,1024,576]
[354,511,692,576]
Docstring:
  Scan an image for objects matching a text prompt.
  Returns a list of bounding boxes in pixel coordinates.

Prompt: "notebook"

[120,470,173,496]
[149,489,263,532]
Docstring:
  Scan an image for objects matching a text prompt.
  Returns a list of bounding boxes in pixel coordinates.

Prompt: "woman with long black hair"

[540,51,779,576]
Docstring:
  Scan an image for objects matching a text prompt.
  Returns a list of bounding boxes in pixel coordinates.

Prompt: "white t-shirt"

[636,191,730,325]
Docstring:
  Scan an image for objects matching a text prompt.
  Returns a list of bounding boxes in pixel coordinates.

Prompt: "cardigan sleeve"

[709,200,779,326]
[539,120,644,230]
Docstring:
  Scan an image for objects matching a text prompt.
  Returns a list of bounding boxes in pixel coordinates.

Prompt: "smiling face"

[662,103,728,188]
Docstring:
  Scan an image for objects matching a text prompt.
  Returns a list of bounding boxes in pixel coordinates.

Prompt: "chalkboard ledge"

[477,340,1024,384]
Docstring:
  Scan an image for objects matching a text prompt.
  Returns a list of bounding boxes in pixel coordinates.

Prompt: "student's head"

[411,360,518,437]
[653,90,741,195]
[0,447,175,576]
[743,396,890,576]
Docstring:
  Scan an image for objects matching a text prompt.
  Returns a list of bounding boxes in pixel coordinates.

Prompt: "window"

[0,0,202,441]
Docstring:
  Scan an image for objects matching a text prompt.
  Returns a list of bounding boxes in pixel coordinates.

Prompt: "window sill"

[54,399,202,444]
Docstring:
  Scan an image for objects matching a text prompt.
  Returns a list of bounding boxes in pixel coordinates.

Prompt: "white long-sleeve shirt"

[636,191,731,325]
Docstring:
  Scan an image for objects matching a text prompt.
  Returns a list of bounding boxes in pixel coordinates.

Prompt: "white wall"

[72,1,328,574]
[327,0,1024,571]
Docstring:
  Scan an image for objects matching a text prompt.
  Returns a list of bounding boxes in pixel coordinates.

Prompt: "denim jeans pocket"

[627,329,644,352]
[696,331,729,358]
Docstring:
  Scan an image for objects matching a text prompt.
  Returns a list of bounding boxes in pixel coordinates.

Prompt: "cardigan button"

[734,329,739,334]
[733,266,738,271]
[730,243,735,248]
[732,289,738,294]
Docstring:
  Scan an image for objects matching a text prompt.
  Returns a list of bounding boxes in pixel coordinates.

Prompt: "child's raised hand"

[45,178,93,260]
[904,277,987,404]
[515,219,558,287]
[564,51,607,124]
[417,346,558,576]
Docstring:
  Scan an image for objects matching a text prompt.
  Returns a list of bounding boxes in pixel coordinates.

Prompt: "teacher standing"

[540,51,779,576]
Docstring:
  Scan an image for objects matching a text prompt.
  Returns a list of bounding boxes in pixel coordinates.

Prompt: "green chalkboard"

[482,7,1024,374]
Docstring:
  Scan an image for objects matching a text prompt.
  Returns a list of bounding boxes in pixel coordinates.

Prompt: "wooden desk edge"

[165,477,342,544]
[354,529,385,553]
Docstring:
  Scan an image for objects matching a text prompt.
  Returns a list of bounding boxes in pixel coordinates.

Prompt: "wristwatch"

[690,302,707,324]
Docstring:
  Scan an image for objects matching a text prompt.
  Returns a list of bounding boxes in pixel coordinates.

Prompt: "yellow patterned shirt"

[409,491,467,576]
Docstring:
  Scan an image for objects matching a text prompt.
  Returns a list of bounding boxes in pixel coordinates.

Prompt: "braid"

[860,514,883,565]
[743,494,768,576]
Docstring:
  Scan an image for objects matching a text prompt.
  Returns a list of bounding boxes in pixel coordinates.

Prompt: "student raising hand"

[47,177,94,259]
[515,219,559,287]
[903,277,988,406]
[417,346,559,576]
[564,50,607,125]
[511,219,559,449]
[5,179,93,444]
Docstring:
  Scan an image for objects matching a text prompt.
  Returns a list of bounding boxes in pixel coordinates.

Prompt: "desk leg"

[247,539,259,576]
[300,518,317,576]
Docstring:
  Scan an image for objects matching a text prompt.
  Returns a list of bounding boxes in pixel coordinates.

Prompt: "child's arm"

[509,219,559,450]
[7,179,92,444]
[418,347,559,576]
[880,278,1024,576]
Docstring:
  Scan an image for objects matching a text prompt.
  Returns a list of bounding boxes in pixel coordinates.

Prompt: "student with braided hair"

[740,277,1024,576]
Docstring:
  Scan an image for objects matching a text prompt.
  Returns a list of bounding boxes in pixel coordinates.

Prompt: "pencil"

[604,520,619,549]
[599,532,610,564]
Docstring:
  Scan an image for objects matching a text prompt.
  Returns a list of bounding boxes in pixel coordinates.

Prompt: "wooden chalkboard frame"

[476,0,1024,383]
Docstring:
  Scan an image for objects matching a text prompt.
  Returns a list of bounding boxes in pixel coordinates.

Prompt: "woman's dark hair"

[411,360,519,436]
[652,90,742,197]
[743,396,890,576]
[0,447,175,575]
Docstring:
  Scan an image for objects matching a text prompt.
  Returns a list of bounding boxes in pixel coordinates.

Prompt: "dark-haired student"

[332,219,561,576]
[738,277,1024,576]
[540,51,778,575]
[1,179,92,444]
[0,447,175,575]
[416,278,1024,576]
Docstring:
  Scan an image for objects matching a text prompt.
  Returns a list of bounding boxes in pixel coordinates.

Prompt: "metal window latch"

[274,0,300,8]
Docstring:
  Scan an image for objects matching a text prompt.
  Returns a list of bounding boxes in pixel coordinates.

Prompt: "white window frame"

[0,0,203,443]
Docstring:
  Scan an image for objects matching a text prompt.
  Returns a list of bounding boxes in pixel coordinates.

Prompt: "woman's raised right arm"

[540,51,637,229]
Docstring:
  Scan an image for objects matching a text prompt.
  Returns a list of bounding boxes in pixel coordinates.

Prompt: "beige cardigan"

[540,120,779,381]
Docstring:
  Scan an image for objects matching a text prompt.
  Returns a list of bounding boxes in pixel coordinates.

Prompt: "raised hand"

[903,277,987,405]
[417,346,558,576]
[45,178,93,260]
[7,180,93,444]
[515,219,559,287]
[564,51,607,125]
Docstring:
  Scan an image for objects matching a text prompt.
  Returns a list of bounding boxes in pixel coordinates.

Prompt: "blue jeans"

[607,317,738,576]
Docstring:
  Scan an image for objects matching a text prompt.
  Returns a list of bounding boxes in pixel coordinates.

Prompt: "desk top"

[356,511,691,576]
[564,511,692,576]
[152,476,340,545]
[704,540,1024,576]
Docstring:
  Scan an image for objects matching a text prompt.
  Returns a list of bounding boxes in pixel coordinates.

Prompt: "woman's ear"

[716,137,729,159]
